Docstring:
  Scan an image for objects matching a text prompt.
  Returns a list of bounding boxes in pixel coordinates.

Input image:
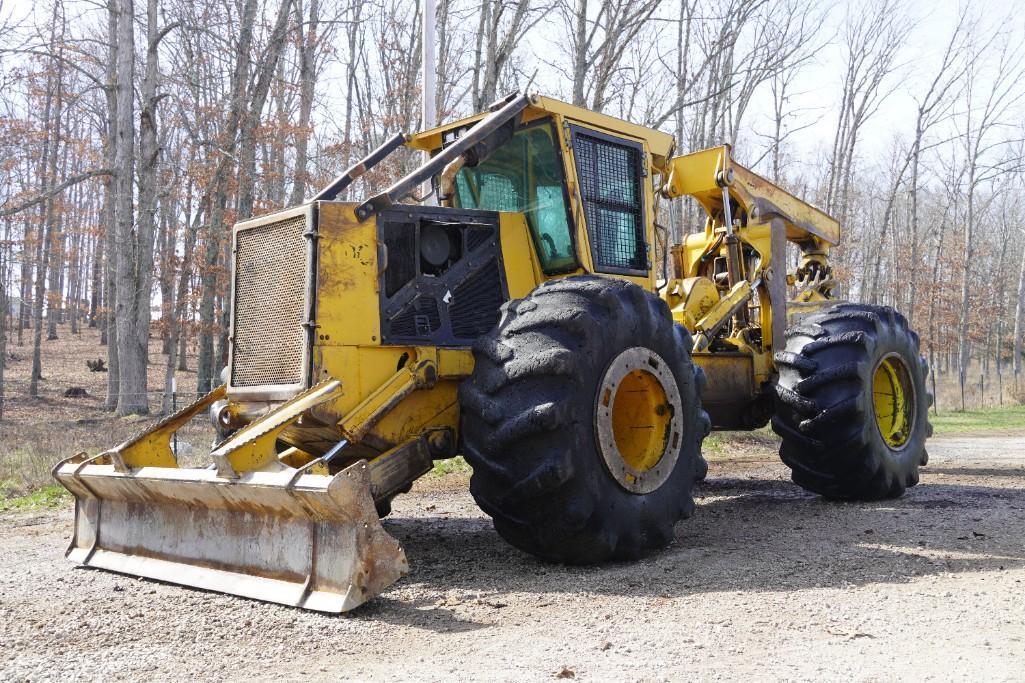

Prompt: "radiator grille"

[390,296,442,338]
[450,259,503,339]
[231,213,309,388]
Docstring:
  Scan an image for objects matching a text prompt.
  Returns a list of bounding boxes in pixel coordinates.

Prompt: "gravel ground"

[2,433,1024,682]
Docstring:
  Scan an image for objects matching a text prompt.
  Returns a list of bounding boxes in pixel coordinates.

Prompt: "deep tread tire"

[772,303,932,500]
[459,276,709,563]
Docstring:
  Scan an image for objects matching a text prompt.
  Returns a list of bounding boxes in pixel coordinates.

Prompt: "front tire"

[772,303,932,500]
[459,276,709,563]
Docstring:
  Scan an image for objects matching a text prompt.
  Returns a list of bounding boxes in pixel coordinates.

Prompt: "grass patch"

[428,455,471,477]
[930,404,1025,435]
[704,426,779,458]
[703,433,730,456]
[0,483,69,512]
[0,447,58,498]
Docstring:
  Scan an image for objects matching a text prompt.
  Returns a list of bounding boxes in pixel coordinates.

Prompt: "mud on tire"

[459,276,709,563]
[772,303,932,500]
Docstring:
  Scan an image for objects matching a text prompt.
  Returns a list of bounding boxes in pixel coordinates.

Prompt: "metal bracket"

[336,356,438,443]
[693,279,755,351]
[210,380,344,478]
[98,384,228,471]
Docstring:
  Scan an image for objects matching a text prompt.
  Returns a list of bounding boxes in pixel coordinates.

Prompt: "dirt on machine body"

[53,92,931,611]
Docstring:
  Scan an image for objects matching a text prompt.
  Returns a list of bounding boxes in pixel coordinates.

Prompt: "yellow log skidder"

[53,93,931,611]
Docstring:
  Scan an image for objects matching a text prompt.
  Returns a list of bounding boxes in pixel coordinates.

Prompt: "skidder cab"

[54,93,930,611]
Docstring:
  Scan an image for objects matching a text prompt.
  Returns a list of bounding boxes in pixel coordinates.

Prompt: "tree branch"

[0,169,113,218]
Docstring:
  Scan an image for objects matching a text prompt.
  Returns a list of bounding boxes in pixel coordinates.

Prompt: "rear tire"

[772,303,932,500]
[459,276,709,563]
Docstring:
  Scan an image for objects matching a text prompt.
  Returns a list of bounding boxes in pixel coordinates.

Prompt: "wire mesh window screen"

[572,130,646,273]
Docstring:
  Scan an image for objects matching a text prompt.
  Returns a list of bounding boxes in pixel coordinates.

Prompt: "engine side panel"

[377,206,508,347]
[307,203,543,452]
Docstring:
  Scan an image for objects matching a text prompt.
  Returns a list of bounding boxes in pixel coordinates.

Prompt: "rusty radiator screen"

[231,213,309,388]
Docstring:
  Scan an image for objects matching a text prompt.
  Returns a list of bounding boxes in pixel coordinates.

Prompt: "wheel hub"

[872,353,916,450]
[595,347,684,494]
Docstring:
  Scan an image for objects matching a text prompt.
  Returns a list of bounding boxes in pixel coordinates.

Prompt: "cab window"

[454,123,577,273]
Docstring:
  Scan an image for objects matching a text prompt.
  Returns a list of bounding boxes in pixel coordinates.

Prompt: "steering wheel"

[541,233,558,259]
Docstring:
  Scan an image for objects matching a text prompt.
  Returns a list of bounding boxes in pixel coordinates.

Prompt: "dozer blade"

[53,458,406,612]
[51,381,408,613]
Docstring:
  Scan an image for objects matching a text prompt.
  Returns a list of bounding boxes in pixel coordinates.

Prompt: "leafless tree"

[0,0,1023,415]
[825,0,909,226]
[563,0,659,112]
[954,28,1025,410]
[28,0,68,398]
[1013,220,1025,391]
[470,0,544,110]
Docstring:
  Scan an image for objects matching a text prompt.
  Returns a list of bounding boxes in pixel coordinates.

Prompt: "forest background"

[1,0,1023,422]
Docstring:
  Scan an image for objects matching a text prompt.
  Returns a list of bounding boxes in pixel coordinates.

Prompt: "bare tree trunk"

[162,210,200,414]
[770,73,786,183]
[176,156,197,374]
[340,2,362,189]
[89,207,102,328]
[988,214,1011,404]
[436,0,451,118]
[16,151,36,347]
[113,0,147,415]
[289,0,318,206]
[906,139,922,324]
[956,179,974,412]
[134,0,164,372]
[103,0,120,409]
[471,0,490,110]
[1013,233,1025,392]
[0,218,10,419]
[672,0,693,243]
[570,0,587,106]
[67,186,88,335]
[46,126,71,341]
[17,211,31,346]
[178,286,190,372]
[157,206,174,353]
[926,216,947,414]
[29,5,65,397]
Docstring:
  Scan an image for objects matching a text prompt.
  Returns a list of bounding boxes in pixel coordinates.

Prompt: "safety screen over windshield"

[454,122,577,273]
[569,126,647,275]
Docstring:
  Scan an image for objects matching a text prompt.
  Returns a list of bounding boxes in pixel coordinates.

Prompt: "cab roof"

[406,94,676,172]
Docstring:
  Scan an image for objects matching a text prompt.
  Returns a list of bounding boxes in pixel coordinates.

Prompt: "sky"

[752,0,1022,162]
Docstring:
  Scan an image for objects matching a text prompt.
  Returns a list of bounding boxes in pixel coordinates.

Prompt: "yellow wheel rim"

[872,354,915,450]
[595,348,683,494]
[611,368,673,473]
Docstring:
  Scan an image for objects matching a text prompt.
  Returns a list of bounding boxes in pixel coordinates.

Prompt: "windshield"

[453,123,576,273]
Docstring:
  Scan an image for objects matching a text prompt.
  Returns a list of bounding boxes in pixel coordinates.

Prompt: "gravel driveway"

[3,433,1024,682]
